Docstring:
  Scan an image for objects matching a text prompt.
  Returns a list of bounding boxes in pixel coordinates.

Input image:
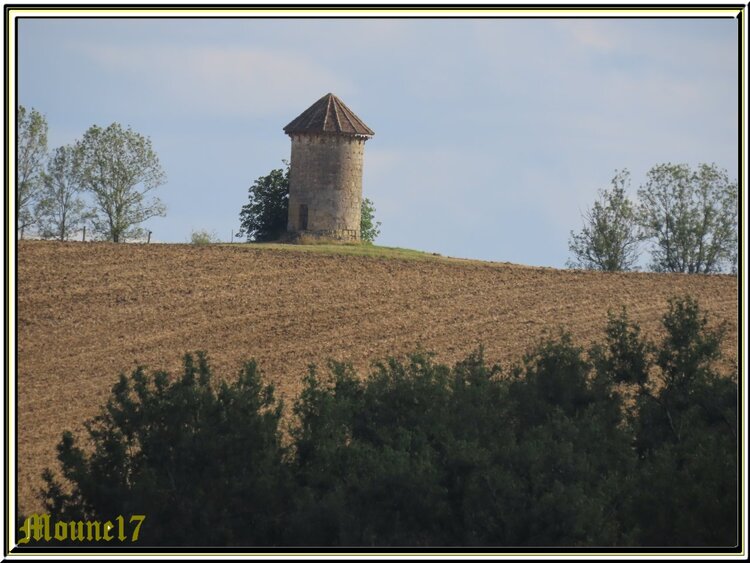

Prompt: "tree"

[77,123,166,242]
[360,197,381,243]
[596,296,737,546]
[36,145,89,241]
[238,163,290,242]
[17,105,48,236]
[637,163,737,273]
[568,170,640,271]
[40,353,289,545]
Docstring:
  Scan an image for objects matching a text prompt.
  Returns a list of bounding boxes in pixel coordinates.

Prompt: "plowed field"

[15,240,738,514]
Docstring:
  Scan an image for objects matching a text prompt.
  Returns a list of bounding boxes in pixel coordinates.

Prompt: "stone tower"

[283,93,374,241]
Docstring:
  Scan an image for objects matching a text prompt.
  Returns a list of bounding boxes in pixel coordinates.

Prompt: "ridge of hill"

[15,241,738,514]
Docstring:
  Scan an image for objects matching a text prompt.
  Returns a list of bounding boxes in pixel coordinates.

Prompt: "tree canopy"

[39,297,736,547]
[637,163,737,273]
[568,169,640,271]
[570,163,737,273]
[76,123,166,242]
[17,105,48,235]
[36,145,89,241]
[238,164,290,242]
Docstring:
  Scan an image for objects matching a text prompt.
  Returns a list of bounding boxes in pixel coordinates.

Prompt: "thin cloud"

[562,20,618,51]
[74,43,354,117]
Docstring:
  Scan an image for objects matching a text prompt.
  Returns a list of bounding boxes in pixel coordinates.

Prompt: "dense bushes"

[40,354,289,545]
[38,297,737,547]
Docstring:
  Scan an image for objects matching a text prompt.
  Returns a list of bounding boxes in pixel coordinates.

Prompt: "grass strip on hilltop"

[225,241,447,262]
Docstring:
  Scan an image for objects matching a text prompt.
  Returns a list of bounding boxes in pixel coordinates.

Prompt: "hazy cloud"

[563,20,619,51]
[75,43,354,117]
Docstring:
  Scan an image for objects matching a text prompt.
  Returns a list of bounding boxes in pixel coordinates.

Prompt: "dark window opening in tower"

[299,204,308,230]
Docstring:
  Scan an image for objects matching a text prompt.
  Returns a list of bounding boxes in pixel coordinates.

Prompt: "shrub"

[190,229,219,245]
[40,353,288,545]
[360,197,381,243]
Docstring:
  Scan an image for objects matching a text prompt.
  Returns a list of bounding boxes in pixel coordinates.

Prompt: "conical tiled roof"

[284,93,374,137]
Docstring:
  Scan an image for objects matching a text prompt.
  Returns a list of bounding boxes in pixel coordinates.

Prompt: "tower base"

[286,229,361,243]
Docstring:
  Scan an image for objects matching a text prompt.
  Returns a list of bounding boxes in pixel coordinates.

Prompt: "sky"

[16,14,740,267]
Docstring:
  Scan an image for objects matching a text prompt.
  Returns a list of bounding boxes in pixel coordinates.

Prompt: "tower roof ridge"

[284,93,374,137]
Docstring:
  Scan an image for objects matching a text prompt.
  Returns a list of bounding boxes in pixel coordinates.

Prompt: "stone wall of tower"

[287,133,366,241]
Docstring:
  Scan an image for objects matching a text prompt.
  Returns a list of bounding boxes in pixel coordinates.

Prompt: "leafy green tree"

[360,197,381,243]
[77,123,166,242]
[17,105,48,236]
[594,296,737,546]
[288,354,465,545]
[288,340,635,546]
[637,163,737,273]
[502,333,635,546]
[36,145,90,241]
[40,353,289,545]
[238,163,290,242]
[568,170,640,271]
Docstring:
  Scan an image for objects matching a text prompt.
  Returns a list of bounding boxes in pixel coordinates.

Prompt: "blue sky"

[16,15,739,267]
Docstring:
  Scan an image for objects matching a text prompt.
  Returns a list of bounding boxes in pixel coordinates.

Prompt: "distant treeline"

[33,296,737,548]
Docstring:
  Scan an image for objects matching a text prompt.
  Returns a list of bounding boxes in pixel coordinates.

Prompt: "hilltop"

[16,240,738,514]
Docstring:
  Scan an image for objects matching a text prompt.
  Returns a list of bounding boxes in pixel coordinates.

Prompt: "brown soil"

[15,240,739,514]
